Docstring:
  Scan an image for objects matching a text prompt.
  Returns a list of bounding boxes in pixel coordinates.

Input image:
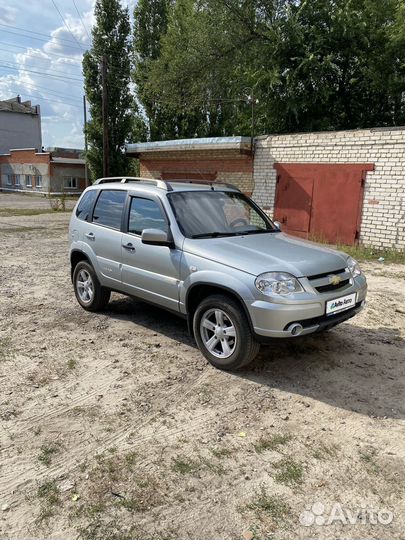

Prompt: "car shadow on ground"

[105,295,404,420]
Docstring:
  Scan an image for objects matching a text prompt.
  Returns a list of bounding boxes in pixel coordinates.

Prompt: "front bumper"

[249,280,367,339]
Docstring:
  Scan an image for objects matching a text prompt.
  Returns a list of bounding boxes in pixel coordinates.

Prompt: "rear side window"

[76,190,97,221]
[92,190,126,229]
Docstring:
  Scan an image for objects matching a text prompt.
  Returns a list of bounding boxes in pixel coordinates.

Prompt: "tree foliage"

[134,0,405,139]
[83,0,145,179]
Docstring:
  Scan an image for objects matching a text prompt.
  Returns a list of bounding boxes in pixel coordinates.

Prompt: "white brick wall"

[252,127,405,249]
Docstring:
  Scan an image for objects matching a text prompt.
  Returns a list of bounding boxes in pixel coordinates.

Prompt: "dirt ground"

[0,193,404,540]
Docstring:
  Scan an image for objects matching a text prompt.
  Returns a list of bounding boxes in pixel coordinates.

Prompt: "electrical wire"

[0,26,84,51]
[0,41,83,62]
[0,63,83,82]
[7,90,82,108]
[72,0,92,41]
[0,22,86,47]
[50,0,86,52]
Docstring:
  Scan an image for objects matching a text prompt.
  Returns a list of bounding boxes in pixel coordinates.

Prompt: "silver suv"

[69,177,367,370]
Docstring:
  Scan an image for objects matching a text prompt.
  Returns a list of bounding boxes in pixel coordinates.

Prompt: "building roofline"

[126,136,252,155]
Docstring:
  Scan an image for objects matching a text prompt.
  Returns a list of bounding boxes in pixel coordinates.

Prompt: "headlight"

[255,272,304,296]
[347,256,361,277]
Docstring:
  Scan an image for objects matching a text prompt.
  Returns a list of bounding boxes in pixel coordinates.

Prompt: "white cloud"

[0,6,17,24]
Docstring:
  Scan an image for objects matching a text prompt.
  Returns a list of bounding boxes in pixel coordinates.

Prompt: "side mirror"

[141,228,173,247]
[273,221,282,231]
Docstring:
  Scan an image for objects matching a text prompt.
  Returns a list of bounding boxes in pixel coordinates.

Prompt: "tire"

[193,294,260,370]
[73,261,111,312]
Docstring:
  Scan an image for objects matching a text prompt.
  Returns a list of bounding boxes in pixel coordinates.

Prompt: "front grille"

[307,267,351,294]
[315,279,350,293]
[307,268,346,280]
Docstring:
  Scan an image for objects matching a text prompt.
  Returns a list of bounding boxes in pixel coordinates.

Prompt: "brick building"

[0,147,86,194]
[0,96,42,155]
[126,137,254,195]
[126,128,404,250]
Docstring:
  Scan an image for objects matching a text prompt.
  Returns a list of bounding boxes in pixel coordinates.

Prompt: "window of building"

[26,175,32,187]
[92,190,126,229]
[128,197,168,235]
[6,174,12,185]
[36,175,43,188]
[64,176,78,189]
[76,190,98,221]
[15,174,21,186]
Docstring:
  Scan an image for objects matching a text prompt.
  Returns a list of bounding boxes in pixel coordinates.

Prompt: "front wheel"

[193,294,260,370]
[73,261,111,311]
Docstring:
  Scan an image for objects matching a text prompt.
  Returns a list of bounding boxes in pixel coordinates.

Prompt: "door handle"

[85,232,95,240]
[122,242,135,252]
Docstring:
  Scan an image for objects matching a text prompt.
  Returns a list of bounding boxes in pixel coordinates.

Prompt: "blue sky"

[0,0,135,149]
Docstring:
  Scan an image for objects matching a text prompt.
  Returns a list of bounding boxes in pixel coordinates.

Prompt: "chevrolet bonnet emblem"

[329,274,341,285]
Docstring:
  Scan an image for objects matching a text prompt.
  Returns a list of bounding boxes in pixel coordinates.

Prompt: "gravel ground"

[0,194,403,540]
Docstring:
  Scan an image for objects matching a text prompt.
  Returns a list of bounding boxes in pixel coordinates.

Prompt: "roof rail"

[93,176,168,189]
[165,179,241,191]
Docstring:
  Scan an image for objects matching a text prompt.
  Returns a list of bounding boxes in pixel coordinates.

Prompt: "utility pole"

[83,94,89,187]
[101,54,109,178]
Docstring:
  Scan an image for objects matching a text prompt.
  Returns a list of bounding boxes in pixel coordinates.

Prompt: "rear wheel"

[193,294,260,370]
[73,261,110,311]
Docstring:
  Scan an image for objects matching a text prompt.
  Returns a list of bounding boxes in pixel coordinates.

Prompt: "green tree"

[83,0,145,179]
[141,0,405,136]
[133,0,177,140]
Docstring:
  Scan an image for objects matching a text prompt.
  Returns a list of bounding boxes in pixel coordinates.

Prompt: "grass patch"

[0,336,14,362]
[253,434,292,454]
[76,519,177,540]
[36,479,61,524]
[38,442,62,467]
[246,484,290,521]
[211,447,233,458]
[336,244,403,264]
[312,442,339,460]
[171,456,200,475]
[0,208,70,217]
[67,358,78,370]
[359,449,381,474]
[274,458,303,486]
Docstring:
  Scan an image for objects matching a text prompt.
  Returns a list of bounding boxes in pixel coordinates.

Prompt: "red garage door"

[274,163,374,245]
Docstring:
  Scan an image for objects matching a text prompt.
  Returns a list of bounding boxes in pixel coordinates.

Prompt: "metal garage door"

[273,163,374,245]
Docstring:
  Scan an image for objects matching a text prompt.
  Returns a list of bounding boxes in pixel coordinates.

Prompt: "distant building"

[0,96,42,155]
[0,147,86,194]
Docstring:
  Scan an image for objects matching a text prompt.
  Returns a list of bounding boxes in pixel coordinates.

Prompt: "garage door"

[273,163,374,245]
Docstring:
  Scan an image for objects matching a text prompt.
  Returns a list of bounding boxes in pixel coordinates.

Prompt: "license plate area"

[326,293,356,315]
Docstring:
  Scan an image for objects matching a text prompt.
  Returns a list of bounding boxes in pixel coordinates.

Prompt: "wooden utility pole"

[83,94,89,187]
[101,54,109,178]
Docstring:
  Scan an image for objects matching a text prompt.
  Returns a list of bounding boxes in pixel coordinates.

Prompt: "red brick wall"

[139,149,253,194]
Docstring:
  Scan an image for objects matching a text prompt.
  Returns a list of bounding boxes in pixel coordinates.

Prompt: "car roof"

[87,177,240,193]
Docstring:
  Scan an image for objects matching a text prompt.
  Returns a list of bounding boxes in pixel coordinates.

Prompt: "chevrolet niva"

[69,177,367,370]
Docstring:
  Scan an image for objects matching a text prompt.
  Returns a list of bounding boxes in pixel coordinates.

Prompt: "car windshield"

[168,190,278,238]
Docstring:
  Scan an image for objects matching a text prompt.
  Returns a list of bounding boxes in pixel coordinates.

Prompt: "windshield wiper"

[191,231,238,239]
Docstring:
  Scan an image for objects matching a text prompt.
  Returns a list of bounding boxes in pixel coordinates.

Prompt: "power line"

[11,81,82,102]
[0,50,82,74]
[0,59,82,79]
[72,0,91,41]
[0,41,83,62]
[0,22,86,46]
[0,63,83,82]
[50,0,86,51]
[0,26,84,52]
[7,90,82,108]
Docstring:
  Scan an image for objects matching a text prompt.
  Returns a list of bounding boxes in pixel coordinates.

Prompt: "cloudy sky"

[0,0,134,149]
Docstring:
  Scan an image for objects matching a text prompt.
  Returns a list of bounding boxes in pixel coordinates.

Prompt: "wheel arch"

[185,282,254,337]
[70,250,90,281]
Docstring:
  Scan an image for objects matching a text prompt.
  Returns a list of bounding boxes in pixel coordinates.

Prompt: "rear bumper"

[249,282,367,339]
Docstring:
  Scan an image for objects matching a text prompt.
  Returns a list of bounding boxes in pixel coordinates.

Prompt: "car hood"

[182,232,349,277]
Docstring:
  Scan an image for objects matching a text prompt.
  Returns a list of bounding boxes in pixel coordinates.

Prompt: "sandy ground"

[0,193,404,540]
